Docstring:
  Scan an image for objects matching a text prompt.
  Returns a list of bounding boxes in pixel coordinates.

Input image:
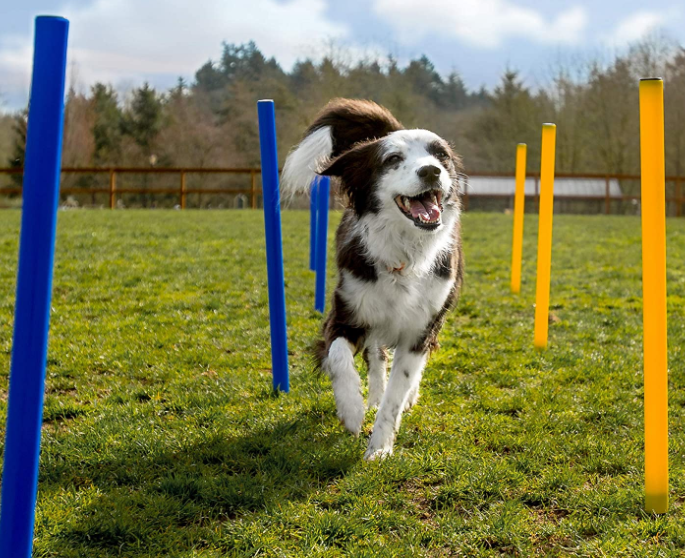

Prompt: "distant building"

[461,176,622,198]
[459,175,632,214]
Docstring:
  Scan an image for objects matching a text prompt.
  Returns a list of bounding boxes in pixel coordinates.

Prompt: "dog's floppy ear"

[318,149,356,179]
[446,145,464,195]
[448,147,464,175]
[318,140,383,215]
[318,139,382,177]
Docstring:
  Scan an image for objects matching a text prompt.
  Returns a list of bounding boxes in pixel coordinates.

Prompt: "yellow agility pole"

[511,143,527,293]
[639,77,669,514]
[534,124,556,349]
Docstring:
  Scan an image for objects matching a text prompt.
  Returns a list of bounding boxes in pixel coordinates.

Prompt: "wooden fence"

[0,167,684,215]
[0,167,260,210]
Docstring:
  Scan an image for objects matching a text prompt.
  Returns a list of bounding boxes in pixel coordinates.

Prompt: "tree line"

[2,36,685,180]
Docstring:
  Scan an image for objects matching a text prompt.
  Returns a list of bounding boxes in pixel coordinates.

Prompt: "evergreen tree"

[291,60,320,92]
[439,72,470,110]
[195,61,225,92]
[169,77,188,102]
[404,55,443,105]
[468,70,545,171]
[220,42,267,82]
[195,41,284,93]
[91,83,122,166]
[347,60,387,100]
[121,83,164,206]
[122,83,163,158]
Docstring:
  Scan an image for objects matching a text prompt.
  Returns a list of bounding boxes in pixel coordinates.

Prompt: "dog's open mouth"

[395,190,443,230]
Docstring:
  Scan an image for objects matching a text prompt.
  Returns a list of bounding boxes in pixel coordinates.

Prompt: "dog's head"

[320,129,462,233]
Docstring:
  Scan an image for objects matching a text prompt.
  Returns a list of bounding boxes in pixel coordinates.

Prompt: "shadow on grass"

[38,412,361,553]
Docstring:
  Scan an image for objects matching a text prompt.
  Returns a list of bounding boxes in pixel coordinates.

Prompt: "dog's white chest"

[341,270,453,347]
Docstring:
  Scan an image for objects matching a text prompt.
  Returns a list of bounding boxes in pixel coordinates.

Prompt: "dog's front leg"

[364,345,388,409]
[364,347,427,460]
[324,337,365,435]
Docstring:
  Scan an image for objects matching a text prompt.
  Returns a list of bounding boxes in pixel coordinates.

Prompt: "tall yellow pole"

[639,77,669,514]
[534,124,556,349]
[511,143,527,293]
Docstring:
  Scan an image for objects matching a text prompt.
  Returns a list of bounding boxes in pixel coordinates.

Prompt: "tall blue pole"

[309,178,319,272]
[257,100,289,392]
[315,176,330,313]
[0,16,69,558]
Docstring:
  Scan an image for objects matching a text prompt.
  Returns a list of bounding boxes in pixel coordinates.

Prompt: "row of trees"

[2,36,685,178]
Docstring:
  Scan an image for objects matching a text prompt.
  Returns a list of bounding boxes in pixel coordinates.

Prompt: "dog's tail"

[281,98,403,197]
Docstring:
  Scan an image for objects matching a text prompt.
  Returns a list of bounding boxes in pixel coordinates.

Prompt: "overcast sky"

[1,0,683,110]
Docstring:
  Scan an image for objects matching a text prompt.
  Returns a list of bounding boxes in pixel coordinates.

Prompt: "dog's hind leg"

[363,345,388,409]
[324,337,365,435]
[364,347,427,460]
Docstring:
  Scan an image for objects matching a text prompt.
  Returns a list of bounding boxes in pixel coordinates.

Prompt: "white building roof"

[461,176,623,198]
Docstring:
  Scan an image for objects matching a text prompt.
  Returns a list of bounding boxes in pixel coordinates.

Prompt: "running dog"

[282,99,463,460]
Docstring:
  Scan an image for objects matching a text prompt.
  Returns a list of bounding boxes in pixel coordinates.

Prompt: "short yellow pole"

[511,143,527,293]
[639,77,669,514]
[534,124,556,349]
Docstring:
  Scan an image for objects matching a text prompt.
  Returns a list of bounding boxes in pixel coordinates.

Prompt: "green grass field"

[2,210,685,557]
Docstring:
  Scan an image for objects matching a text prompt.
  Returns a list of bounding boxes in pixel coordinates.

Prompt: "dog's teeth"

[403,196,409,208]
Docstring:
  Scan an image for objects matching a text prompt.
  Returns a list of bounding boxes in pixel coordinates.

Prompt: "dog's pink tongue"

[409,199,441,221]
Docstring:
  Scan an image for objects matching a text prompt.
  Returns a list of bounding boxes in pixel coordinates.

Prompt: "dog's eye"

[386,154,403,165]
[433,149,449,161]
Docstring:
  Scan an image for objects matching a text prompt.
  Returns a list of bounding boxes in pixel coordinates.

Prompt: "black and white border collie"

[282,99,464,460]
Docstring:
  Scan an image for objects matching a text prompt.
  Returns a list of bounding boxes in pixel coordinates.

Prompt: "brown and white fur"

[282,99,464,460]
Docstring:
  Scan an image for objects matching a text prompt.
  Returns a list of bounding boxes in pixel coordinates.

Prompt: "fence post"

[179,170,187,209]
[605,175,611,215]
[250,170,257,209]
[109,169,116,209]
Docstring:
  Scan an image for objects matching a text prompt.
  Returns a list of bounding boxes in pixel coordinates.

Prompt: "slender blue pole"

[257,100,289,392]
[315,176,330,313]
[309,178,319,271]
[0,16,69,558]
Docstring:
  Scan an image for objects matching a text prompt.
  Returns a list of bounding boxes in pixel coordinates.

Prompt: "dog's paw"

[364,443,393,461]
[403,388,419,412]
[367,388,384,410]
[337,393,365,435]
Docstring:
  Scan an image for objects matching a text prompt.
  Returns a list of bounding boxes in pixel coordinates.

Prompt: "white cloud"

[0,0,347,104]
[372,0,587,49]
[605,11,668,46]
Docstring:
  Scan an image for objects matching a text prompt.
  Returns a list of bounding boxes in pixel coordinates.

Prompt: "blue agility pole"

[0,16,69,558]
[314,176,331,313]
[257,100,289,392]
[309,178,319,271]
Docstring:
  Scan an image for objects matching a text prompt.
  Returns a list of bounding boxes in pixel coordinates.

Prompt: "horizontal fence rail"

[0,167,683,215]
[0,167,260,210]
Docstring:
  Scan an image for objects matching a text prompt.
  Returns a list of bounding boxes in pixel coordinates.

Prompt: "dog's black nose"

[417,165,441,182]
